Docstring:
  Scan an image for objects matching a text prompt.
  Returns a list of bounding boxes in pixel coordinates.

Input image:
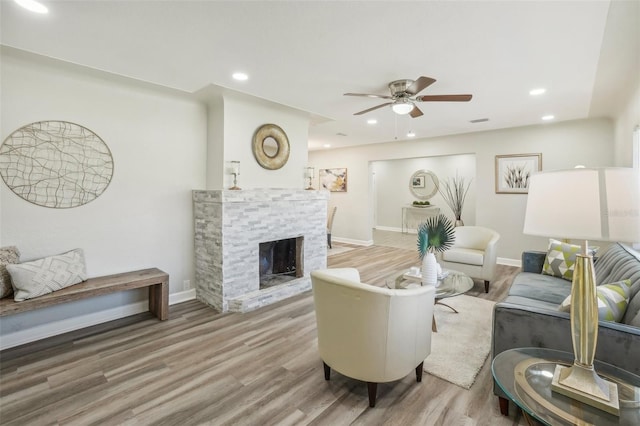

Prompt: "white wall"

[197,87,311,190]
[371,154,476,230]
[206,96,225,190]
[310,118,615,260]
[0,47,207,347]
[221,94,310,190]
[614,78,640,167]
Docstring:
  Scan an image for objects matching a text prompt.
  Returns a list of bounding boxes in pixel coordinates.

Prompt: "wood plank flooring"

[0,243,530,425]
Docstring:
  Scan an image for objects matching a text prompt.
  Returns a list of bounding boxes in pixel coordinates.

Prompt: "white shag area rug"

[423,294,495,389]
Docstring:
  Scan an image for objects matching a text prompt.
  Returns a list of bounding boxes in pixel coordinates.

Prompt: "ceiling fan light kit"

[345,76,472,118]
[391,101,414,115]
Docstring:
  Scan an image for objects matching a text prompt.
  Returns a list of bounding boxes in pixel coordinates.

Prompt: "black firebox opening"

[258,236,303,289]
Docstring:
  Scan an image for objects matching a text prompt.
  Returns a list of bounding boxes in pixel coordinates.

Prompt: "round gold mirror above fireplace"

[252,123,290,170]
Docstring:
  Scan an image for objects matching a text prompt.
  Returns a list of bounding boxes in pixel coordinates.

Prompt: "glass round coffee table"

[385,268,474,331]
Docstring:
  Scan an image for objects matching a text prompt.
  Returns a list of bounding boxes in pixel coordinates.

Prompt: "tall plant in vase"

[439,173,472,226]
[417,214,455,286]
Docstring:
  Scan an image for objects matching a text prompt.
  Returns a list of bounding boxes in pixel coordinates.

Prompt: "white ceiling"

[1,1,638,150]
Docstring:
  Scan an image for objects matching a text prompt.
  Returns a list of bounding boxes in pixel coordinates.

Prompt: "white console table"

[402,205,440,233]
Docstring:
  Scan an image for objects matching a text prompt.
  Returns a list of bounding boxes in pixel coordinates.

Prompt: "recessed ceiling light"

[407,131,416,137]
[367,119,377,125]
[14,0,48,14]
[232,72,248,81]
[323,144,331,148]
[542,115,555,121]
[530,88,546,96]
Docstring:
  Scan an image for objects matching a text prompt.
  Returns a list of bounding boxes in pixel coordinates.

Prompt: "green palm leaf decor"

[417,214,455,259]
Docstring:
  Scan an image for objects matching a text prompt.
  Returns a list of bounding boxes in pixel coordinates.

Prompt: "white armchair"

[438,226,500,293]
[310,268,435,407]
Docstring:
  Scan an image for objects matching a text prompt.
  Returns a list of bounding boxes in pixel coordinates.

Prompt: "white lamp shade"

[523,167,640,242]
[305,167,314,178]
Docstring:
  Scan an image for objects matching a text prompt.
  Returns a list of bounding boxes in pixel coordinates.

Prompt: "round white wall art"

[0,121,114,208]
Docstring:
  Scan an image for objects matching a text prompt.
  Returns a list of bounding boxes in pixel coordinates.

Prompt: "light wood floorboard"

[0,241,533,425]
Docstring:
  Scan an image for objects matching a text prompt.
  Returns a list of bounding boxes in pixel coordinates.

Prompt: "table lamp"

[305,167,315,190]
[229,161,241,190]
[523,167,640,415]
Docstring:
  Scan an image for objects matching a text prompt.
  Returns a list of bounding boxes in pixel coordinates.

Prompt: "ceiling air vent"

[470,118,489,123]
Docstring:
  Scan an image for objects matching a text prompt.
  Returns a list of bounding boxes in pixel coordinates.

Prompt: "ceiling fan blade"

[344,93,393,100]
[353,102,393,115]
[416,94,473,102]
[409,106,424,118]
[405,76,436,95]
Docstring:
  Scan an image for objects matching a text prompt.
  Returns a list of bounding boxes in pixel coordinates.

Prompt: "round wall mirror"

[252,124,290,170]
[409,169,439,200]
[262,137,279,158]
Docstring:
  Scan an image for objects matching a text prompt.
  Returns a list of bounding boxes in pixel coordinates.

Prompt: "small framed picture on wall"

[495,153,542,194]
[319,168,347,192]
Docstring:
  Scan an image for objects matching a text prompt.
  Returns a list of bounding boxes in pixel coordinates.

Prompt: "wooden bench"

[0,268,169,320]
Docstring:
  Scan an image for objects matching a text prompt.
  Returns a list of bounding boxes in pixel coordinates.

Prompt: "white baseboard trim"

[0,301,148,350]
[170,288,196,304]
[375,226,417,234]
[375,226,402,232]
[498,257,521,267]
[1,290,198,351]
[332,237,373,246]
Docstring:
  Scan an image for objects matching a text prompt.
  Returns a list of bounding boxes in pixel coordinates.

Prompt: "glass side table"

[492,347,640,425]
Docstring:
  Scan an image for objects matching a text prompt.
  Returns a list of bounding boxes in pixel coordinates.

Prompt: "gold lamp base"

[229,186,241,190]
[547,249,621,416]
[549,248,620,416]
[551,363,620,415]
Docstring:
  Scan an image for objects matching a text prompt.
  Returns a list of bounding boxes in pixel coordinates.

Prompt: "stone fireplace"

[193,189,328,312]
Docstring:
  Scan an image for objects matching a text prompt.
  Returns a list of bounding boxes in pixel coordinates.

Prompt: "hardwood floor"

[0,243,529,425]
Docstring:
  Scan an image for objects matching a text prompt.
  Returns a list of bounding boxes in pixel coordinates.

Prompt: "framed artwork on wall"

[412,176,425,188]
[319,168,347,192]
[495,153,541,194]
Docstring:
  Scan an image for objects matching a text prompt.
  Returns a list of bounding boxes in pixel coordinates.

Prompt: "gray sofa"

[491,242,640,413]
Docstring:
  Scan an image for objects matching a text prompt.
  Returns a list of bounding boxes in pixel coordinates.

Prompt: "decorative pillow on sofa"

[0,246,20,299]
[558,279,632,322]
[542,239,596,281]
[6,249,87,301]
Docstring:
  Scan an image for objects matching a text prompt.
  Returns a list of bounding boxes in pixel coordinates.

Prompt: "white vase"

[421,252,438,286]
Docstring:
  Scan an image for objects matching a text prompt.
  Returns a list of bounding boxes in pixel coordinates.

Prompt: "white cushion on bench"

[7,248,87,301]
